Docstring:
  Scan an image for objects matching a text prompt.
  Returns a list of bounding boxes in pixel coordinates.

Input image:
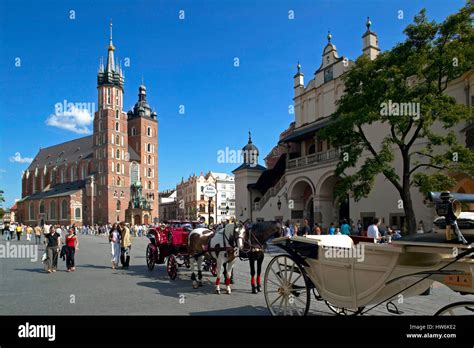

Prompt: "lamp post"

[208,196,212,225]
[203,184,217,226]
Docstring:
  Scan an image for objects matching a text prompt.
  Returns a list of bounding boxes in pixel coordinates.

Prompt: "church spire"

[109,19,114,48]
[106,20,115,73]
[98,21,123,88]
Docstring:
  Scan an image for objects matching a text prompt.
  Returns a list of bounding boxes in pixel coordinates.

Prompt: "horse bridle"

[242,226,264,253]
[216,224,244,250]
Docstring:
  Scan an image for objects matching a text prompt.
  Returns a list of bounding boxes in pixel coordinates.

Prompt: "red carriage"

[146,221,217,279]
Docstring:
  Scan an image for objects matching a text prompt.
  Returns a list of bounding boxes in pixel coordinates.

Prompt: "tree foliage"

[320,3,474,232]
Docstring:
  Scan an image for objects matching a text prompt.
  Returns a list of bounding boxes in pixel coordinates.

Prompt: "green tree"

[320,4,474,234]
[189,207,198,221]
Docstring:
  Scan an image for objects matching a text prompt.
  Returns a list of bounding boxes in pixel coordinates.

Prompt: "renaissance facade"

[234,19,473,232]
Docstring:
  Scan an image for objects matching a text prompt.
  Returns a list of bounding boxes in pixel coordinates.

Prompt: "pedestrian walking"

[132,224,138,237]
[9,223,15,240]
[45,226,61,273]
[15,224,22,241]
[3,223,11,241]
[120,222,132,269]
[312,222,321,235]
[417,220,425,234]
[367,218,382,241]
[283,220,293,237]
[109,223,121,269]
[26,225,33,242]
[356,220,363,236]
[328,222,336,235]
[43,223,50,236]
[298,219,311,236]
[65,228,78,272]
[34,225,42,244]
[340,219,351,236]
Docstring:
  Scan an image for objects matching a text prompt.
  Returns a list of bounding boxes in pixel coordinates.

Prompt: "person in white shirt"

[367,218,381,241]
[56,226,63,238]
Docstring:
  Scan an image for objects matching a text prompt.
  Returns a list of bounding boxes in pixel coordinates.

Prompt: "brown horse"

[188,223,245,294]
[241,221,283,294]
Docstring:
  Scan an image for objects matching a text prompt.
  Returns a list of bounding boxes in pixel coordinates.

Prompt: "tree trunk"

[400,187,418,235]
[401,150,417,235]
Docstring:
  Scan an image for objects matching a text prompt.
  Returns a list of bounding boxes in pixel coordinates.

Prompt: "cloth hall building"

[234,19,473,233]
[17,24,159,226]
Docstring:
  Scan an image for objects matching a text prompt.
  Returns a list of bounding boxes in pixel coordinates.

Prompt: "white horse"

[188,223,245,294]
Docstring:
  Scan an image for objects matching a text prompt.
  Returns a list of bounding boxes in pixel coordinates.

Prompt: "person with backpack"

[109,223,122,270]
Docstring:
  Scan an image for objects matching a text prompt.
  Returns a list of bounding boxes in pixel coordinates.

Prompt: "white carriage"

[264,232,474,316]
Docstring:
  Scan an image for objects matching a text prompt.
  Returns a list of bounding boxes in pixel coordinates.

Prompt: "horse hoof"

[198,281,203,287]
[192,281,198,289]
[215,289,221,294]
[257,286,262,292]
[226,288,231,295]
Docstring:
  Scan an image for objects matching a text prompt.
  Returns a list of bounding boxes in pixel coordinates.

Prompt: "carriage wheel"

[325,301,364,316]
[209,259,218,277]
[146,244,156,271]
[264,254,310,316]
[167,255,178,280]
[434,301,474,316]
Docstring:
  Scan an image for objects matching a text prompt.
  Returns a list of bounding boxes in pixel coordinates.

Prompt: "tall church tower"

[127,84,159,223]
[93,22,130,224]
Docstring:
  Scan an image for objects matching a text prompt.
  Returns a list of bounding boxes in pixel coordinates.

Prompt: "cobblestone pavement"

[0,234,472,315]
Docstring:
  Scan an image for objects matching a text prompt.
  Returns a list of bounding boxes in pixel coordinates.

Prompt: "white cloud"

[46,105,93,134]
[9,152,33,164]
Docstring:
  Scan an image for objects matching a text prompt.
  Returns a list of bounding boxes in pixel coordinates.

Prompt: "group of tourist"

[280,218,415,242]
[2,223,43,243]
[281,218,360,237]
[2,220,146,273]
[77,223,149,237]
[42,225,79,273]
[108,222,133,270]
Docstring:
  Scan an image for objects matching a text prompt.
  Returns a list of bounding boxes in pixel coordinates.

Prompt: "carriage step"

[386,301,403,315]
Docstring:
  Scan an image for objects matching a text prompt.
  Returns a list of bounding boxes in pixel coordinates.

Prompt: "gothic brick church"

[17,24,159,226]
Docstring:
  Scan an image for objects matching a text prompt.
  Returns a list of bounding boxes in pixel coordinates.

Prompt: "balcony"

[287,148,340,170]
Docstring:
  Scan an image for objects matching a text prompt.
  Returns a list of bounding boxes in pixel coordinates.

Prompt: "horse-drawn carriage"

[263,192,474,316]
[146,221,217,279]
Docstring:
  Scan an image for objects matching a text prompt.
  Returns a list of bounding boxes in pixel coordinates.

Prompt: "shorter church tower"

[232,132,265,222]
[293,62,304,98]
[126,84,159,224]
[362,17,380,60]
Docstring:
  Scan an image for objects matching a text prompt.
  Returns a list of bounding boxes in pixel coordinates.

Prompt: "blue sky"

[0,0,465,207]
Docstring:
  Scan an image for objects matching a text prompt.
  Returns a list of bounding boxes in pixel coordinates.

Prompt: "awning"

[279,117,332,144]
[252,154,286,194]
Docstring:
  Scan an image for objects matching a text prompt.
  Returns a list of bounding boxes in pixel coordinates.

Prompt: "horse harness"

[193,226,242,259]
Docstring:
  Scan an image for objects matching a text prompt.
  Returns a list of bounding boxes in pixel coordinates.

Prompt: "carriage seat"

[349,235,376,245]
[303,235,354,249]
